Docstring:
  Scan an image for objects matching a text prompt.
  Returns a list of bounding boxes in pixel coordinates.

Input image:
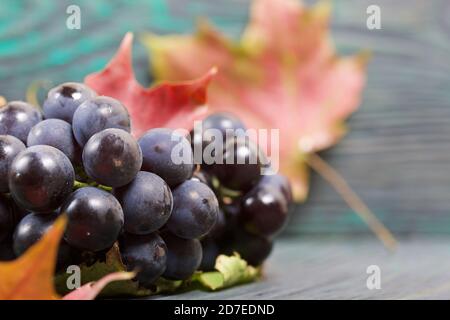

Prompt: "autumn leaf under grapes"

[143,0,368,201]
[0,216,133,300]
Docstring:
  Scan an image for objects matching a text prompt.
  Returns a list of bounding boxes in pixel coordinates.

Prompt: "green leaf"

[151,277,184,294]
[55,246,260,297]
[54,243,151,298]
[195,253,260,291]
[196,272,224,290]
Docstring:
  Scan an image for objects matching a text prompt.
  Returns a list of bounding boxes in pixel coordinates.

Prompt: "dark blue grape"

[221,228,273,266]
[13,212,58,256]
[139,128,193,187]
[167,180,219,239]
[0,101,42,143]
[204,136,265,192]
[0,196,14,242]
[218,201,242,241]
[83,128,142,187]
[12,212,75,269]
[191,112,246,151]
[0,135,26,193]
[208,208,226,239]
[0,242,15,261]
[27,119,81,164]
[73,247,111,268]
[237,233,272,266]
[120,233,167,288]
[241,182,289,237]
[56,241,80,271]
[191,169,214,189]
[114,171,172,235]
[62,187,124,252]
[43,82,96,123]
[9,145,74,213]
[10,196,30,224]
[72,96,130,147]
[259,174,292,202]
[0,194,30,228]
[161,231,202,280]
[199,237,219,271]
[222,200,241,220]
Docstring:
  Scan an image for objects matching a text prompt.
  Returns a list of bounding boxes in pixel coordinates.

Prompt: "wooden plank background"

[1,0,450,235]
[154,237,450,300]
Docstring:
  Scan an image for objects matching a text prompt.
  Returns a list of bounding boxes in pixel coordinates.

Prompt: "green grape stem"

[73,180,112,192]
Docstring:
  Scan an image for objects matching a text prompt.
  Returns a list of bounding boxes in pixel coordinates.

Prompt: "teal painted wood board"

[1,0,450,235]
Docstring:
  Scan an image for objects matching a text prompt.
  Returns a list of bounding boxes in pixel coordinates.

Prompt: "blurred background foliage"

[1,0,450,236]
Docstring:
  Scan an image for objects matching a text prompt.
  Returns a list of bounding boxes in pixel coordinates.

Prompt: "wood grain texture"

[152,237,450,300]
[0,0,450,234]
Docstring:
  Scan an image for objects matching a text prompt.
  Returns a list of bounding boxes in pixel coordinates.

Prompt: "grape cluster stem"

[73,180,112,192]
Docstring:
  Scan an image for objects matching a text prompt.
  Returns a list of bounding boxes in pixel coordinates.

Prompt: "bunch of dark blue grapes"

[0,82,292,288]
[190,113,293,271]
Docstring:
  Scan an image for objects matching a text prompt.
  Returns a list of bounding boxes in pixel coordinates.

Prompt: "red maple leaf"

[85,32,217,138]
[143,0,367,201]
